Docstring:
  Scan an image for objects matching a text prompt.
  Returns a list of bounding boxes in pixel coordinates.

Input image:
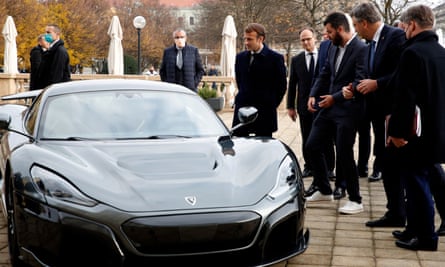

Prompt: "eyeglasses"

[174,36,185,39]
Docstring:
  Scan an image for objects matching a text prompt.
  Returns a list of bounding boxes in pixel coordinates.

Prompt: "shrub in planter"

[198,84,224,112]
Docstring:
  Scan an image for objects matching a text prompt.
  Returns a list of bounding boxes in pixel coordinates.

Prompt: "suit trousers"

[401,164,438,242]
[306,112,361,202]
[382,146,406,220]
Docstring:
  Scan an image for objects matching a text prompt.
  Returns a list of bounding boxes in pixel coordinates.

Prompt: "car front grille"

[122,211,261,254]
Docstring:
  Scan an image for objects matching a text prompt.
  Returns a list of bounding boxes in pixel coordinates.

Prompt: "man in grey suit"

[305,12,367,215]
[160,29,205,92]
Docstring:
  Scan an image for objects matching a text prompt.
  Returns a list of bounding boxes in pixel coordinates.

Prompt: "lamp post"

[133,16,146,74]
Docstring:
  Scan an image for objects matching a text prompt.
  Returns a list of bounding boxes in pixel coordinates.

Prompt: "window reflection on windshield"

[39,90,227,139]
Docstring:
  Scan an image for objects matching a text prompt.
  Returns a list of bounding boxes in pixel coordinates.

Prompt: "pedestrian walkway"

[218,109,444,267]
[0,109,443,267]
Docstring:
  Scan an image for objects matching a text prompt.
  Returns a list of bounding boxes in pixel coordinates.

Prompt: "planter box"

[206,97,225,112]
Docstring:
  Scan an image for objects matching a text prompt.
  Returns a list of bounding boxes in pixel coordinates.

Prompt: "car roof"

[44,79,196,97]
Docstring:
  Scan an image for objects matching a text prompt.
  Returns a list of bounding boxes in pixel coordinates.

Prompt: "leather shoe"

[392,230,414,242]
[302,168,313,178]
[395,237,438,251]
[304,183,318,197]
[437,221,445,236]
[368,171,382,182]
[365,215,405,227]
[333,187,346,200]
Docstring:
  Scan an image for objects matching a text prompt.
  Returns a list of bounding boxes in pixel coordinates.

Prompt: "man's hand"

[287,109,297,122]
[318,95,334,108]
[356,79,377,95]
[387,136,408,148]
[307,97,317,113]
[342,83,354,99]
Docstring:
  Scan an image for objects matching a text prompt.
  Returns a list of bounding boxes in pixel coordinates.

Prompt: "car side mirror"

[230,106,258,134]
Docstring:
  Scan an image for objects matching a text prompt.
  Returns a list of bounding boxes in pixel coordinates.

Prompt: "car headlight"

[31,166,98,207]
[268,155,297,200]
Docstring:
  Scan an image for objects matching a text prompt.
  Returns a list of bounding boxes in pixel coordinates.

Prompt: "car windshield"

[38,90,228,139]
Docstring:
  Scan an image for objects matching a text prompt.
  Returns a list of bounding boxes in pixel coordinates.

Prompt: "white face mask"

[174,33,186,48]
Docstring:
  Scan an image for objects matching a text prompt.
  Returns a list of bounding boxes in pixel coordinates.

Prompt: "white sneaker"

[306,191,333,202]
[339,201,364,214]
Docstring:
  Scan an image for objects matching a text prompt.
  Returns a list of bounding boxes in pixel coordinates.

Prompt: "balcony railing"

[0,73,236,108]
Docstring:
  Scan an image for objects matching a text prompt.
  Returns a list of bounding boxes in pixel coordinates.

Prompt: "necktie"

[369,40,376,71]
[176,49,183,69]
[308,52,315,81]
[249,52,255,66]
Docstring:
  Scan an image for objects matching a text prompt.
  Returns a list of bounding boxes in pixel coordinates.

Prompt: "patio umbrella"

[220,15,237,77]
[107,16,124,75]
[220,15,237,106]
[2,16,18,74]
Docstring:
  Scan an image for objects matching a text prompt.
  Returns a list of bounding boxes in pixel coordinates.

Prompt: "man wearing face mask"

[36,24,71,89]
[160,29,205,92]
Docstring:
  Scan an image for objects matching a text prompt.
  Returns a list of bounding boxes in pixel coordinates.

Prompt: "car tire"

[6,175,28,267]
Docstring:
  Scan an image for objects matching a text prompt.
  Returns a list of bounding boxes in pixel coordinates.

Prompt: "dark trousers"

[299,111,335,171]
[382,146,406,220]
[306,113,360,202]
[402,164,438,242]
[430,164,445,222]
[357,119,370,172]
[357,115,385,174]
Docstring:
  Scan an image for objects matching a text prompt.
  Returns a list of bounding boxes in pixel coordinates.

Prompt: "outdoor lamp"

[133,16,146,74]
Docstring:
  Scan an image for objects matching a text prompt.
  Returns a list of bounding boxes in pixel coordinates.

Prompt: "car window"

[24,94,43,135]
[38,90,228,139]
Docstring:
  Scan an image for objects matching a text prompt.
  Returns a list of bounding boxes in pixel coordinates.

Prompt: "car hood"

[33,137,288,212]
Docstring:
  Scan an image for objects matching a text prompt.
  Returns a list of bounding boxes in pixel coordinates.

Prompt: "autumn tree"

[110,0,175,71]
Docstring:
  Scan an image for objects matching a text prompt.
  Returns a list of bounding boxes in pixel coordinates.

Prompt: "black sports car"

[0,79,308,267]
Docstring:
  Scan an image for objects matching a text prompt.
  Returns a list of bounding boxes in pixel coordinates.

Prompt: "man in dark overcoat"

[232,23,287,137]
[387,4,445,251]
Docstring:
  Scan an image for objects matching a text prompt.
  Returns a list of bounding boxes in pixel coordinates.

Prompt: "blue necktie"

[369,40,376,71]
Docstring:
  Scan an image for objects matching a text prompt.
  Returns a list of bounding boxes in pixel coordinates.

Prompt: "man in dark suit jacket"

[29,34,48,90]
[287,28,319,177]
[160,29,205,92]
[387,4,445,251]
[351,2,407,227]
[305,12,367,215]
[232,23,287,137]
[287,29,336,192]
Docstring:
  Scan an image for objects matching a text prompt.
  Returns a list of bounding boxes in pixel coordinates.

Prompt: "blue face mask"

[44,33,53,43]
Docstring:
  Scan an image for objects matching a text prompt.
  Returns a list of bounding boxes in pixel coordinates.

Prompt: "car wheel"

[6,176,27,267]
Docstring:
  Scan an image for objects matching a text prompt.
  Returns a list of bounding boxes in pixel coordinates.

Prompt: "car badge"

[185,196,197,206]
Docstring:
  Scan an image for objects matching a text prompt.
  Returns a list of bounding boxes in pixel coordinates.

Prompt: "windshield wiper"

[41,137,96,141]
[115,135,192,140]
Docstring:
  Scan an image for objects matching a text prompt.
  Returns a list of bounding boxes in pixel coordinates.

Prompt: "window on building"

[190,17,194,26]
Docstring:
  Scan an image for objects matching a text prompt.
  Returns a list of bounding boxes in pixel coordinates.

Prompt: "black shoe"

[302,168,313,178]
[333,187,346,200]
[368,171,382,182]
[366,215,405,227]
[304,184,318,197]
[395,237,438,251]
[392,230,414,242]
[437,221,445,236]
[328,170,336,181]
